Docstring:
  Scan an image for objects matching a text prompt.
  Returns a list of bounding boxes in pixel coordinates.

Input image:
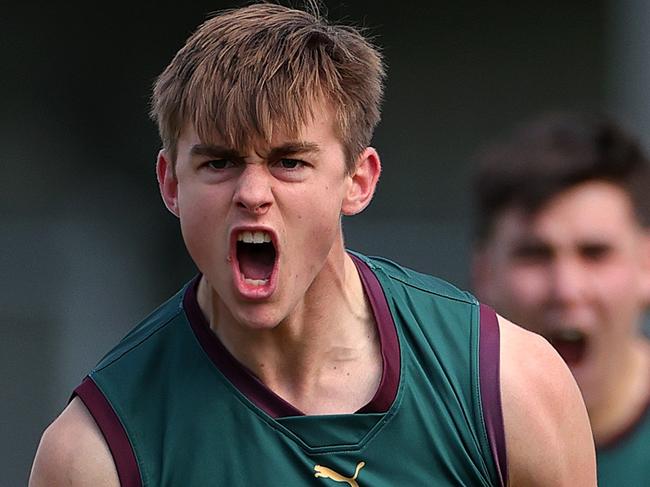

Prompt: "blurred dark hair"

[474,111,650,243]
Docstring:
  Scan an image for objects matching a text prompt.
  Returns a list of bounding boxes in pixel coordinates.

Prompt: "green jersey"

[597,399,650,486]
[74,253,506,486]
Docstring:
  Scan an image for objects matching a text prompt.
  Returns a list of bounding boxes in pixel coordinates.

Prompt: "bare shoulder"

[29,397,119,487]
[498,316,596,486]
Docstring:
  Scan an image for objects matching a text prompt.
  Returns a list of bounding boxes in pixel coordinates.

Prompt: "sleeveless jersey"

[597,395,650,486]
[74,252,507,486]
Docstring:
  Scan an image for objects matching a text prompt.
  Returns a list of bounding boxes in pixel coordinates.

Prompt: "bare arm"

[499,316,597,486]
[29,397,120,487]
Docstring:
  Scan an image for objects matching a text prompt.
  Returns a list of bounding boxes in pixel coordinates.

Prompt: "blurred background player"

[473,111,650,485]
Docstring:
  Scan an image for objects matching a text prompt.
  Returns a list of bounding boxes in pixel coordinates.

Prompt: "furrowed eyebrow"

[265,142,320,160]
[190,142,320,160]
[190,144,241,160]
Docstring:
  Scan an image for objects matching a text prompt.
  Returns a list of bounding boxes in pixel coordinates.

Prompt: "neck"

[589,338,650,445]
[198,249,382,414]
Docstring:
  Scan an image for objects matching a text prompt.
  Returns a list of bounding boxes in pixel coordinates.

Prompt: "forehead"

[491,181,641,245]
[180,102,341,155]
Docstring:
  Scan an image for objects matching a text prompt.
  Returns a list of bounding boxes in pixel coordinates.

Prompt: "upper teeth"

[238,231,271,244]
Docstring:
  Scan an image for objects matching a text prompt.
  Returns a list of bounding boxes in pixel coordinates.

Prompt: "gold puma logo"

[313,461,366,486]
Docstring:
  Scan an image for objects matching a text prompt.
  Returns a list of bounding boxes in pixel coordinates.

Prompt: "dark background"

[4,1,648,484]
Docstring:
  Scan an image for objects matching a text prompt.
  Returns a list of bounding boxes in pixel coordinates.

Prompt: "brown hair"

[150,2,385,172]
[474,111,650,243]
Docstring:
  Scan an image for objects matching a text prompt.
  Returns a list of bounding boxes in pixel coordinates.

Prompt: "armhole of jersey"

[73,376,143,487]
[479,304,508,487]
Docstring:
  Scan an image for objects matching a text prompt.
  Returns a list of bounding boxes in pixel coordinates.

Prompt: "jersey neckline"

[182,253,401,418]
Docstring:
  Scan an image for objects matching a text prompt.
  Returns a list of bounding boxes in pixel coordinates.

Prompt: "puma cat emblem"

[314,461,366,486]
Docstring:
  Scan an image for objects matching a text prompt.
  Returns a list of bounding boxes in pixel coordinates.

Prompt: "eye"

[276,158,304,170]
[579,243,612,262]
[206,159,237,170]
[511,242,553,263]
[268,157,310,182]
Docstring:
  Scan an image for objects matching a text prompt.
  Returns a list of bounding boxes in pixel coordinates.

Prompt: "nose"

[233,163,273,215]
[550,256,588,305]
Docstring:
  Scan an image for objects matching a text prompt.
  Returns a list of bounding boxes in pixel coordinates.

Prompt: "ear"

[341,147,381,216]
[156,150,179,217]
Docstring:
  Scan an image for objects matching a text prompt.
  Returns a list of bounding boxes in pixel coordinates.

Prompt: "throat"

[262,349,384,415]
[590,342,650,445]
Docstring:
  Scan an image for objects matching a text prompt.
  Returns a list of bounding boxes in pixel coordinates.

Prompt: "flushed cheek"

[593,263,641,306]
[593,265,639,298]
[291,216,339,267]
[491,269,550,334]
[179,207,228,270]
[282,210,340,283]
[594,287,642,336]
[503,267,550,308]
[293,188,342,241]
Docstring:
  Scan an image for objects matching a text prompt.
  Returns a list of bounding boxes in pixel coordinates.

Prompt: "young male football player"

[31,5,595,486]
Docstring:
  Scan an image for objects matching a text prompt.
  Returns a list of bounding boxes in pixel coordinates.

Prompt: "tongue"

[238,244,274,280]
[549,338,586,365]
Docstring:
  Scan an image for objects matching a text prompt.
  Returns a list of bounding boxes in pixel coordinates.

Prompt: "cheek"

[278,188,343,287]
[484,266,550,333]
[178,193,227,265]
[592,260,639,294]
[591,263,644,320]
[500,266,550,309]
[292,185,343,235]
[179,216,211,269]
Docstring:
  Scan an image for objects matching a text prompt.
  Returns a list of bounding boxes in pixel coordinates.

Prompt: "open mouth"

[547,329,588,366]
[235,230,277,288]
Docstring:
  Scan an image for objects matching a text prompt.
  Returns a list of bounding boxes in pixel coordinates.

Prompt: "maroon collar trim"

[184,255,400,417]
[350,254,401,413]
[184,277,302,417]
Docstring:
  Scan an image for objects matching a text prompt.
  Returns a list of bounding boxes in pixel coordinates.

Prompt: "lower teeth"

[244,278,268,286]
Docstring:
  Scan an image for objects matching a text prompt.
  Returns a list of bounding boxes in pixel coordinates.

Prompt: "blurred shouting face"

[474,180,650,409]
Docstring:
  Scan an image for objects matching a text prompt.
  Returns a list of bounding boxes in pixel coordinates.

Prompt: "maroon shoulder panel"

[479,304,507,487]
[73,377,143,487]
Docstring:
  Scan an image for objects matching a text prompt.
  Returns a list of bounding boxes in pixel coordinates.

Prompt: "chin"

[232,304,284,331]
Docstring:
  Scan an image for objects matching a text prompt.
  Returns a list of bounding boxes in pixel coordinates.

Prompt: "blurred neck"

[590,338,650,445]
